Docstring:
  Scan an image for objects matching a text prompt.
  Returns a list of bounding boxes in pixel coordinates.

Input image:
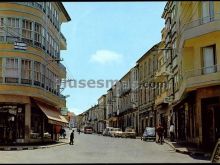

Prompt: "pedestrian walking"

[69,130,74,145]
[169,123,174,142]
[156,124,164,144]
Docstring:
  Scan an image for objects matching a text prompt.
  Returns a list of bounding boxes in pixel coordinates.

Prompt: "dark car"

[142,127,156,141]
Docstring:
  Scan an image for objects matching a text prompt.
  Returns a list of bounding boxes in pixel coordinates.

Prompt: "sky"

[61,2,166,115]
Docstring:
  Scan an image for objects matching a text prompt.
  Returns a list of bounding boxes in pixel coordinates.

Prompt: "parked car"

[122,127,136,138]
[84,126,93,134]
[113,128,123,138]
[102,127,114,136]
[109,128,122,137]
[142,127,156,141]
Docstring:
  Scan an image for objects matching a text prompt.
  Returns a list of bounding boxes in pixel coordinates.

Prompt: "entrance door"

[178,108,186,141]
[202,97,219,151]
[202,105,215,150]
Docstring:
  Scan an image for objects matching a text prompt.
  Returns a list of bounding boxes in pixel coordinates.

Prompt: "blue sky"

[61,2,166,115]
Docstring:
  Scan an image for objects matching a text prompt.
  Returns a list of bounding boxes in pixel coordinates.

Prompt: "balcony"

[60,32,67,50]
[182,65,220,92]
[180,13,220,47]
[58,62,67,77]
[155,91,168,106]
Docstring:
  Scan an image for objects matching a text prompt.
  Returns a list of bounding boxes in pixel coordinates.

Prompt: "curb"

[164,140,211,158]
[0,142,69,151]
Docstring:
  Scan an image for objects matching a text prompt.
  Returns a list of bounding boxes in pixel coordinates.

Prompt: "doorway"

[202,97,220,151]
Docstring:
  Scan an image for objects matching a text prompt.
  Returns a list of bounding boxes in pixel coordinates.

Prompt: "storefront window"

[31,108,43,139]
[0,104,25,144]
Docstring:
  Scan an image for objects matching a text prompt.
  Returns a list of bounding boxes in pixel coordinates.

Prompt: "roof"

[57,2,71,22]
[136,42,161,63]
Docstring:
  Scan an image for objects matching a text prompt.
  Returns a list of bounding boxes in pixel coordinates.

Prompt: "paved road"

[0,129,210,163]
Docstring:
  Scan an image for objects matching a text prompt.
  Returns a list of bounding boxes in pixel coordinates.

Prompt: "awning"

[36,102,69,126]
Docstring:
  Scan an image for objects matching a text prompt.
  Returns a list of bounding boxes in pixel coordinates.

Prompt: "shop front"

[0,104,25,144]
[0,97,68,145]
[34,100,69,143]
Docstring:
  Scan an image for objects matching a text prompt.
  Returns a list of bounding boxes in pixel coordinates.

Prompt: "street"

[0,129,210,163]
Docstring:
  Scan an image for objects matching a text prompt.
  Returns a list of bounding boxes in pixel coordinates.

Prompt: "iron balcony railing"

[183,65,220,79]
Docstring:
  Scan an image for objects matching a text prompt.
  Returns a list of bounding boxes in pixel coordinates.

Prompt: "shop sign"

[61,107,68,116]
[211,139,220,163]
[9,109,17,115]
[14,41,27,50]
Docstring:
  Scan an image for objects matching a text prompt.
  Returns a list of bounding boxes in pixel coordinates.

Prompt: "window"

[48,70,52,91]
[6,18,20,42]
[34,22,41,47]
[0,58,2,83]
[41,27,46,50]
[0,18,4,41]
[45,68,49,90]
[41,64,46,88]
[7,17,19,28]
[46,32,49,53]
[201,1,214,23]
[0,18,4,27]
[5,58,19,83]
[202,45,216,74]
[34,61,41,86]
[22,19,32,42]
[21,59,32,84]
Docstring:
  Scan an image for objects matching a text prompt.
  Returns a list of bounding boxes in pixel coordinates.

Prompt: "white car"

[109,128,122,137]
[122,128,136,138]
[103,127,114,136]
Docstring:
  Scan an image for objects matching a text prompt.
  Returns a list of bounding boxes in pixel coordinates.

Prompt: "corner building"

[0,2,70,144]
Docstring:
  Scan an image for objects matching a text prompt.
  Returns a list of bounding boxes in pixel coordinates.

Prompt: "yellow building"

[137,43,159,134]
[118,70,132,131]
[162,1,220,151]
[0,2,70,144]
[97,94,106,133]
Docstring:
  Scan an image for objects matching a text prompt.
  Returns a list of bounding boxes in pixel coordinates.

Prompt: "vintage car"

[109,128,123,137]
[84,126,93,134]
[142,127,156,141]
[121,128,136,138]
[102,127,114,136]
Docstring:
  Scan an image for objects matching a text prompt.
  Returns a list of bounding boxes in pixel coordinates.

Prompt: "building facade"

[161,1,220,151]
[137,43,159,135]
[97,95,106,133]
[0,2,70,144]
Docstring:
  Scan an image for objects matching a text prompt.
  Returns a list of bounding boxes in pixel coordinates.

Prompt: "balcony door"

[201,1,214,24]
[202,45,216,74]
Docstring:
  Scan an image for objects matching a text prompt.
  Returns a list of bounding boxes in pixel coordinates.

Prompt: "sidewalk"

[0,138,69,151]
[164,138,211,159]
